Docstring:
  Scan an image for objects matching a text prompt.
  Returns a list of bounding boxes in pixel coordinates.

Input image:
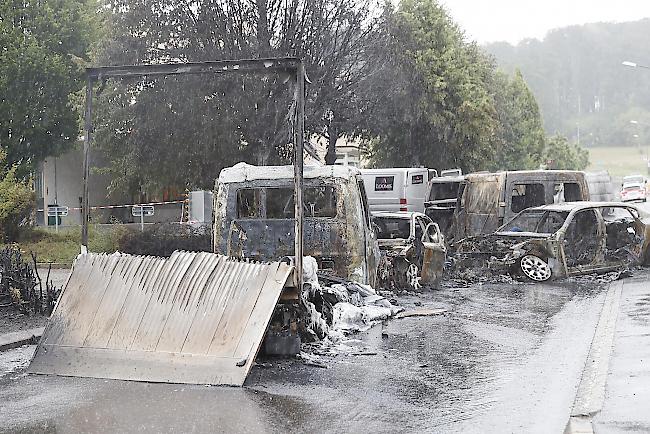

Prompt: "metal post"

[141,211,144,232]
[293,62,305,289]
[55,209,59,233]
[81,78,93,252]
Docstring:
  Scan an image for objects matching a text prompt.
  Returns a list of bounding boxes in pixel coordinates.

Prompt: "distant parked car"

[621,175,648,202]
[373,212,446,289]
[454,202,650,282]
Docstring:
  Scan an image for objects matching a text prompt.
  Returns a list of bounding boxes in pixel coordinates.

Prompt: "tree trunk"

[326,124,337,165]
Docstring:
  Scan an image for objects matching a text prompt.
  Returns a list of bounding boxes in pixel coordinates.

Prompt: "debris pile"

[0,247,59,315]
[301,257,402,341]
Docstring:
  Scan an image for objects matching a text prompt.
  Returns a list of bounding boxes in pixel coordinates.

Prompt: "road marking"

[565,280,623,434]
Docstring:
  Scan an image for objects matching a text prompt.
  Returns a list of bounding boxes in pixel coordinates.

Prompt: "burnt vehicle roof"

[464,170,585,181]
[429,176,465,184]
[219,162,361,183]
[520,201,649,214]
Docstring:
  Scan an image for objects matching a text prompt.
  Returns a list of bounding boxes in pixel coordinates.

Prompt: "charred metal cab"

[374,212,446,289]
[425,173,465,237]
[455,202,650,281]
[453,170,590,240]
[214,163,381,286]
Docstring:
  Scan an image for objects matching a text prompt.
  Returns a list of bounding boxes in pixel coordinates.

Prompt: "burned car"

[454,202,650,282]
[373,212,446,289]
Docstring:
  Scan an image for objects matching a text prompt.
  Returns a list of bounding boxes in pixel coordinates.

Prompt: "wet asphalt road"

[0,273,619,434]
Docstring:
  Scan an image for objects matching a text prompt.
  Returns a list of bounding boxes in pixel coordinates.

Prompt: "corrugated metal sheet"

[28,251,293,386]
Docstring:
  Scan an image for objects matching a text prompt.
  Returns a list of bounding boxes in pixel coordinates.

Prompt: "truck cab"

[213,163,381,286]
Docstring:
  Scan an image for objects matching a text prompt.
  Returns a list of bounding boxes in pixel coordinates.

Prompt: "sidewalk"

[0,327,45,351]
[593,274,650,433]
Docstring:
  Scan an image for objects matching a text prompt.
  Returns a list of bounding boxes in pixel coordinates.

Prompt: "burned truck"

[453,170,590,240]
[214,163,381,286]
[454,202,650,281]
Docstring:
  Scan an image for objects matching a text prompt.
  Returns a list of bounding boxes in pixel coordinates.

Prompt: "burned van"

[214,163,380,286]
[453,170,589,240]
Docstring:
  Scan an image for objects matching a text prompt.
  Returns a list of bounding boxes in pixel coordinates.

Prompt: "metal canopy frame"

[82,57,305,285]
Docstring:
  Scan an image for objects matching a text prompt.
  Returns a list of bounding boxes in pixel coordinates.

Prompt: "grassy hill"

[587,146,650,178]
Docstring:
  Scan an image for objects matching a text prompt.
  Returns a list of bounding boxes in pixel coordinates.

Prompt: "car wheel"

[519,255,552,282]
[406,263,421,290]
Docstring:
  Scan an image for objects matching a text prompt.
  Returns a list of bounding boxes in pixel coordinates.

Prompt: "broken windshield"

[499,210,569,234]
[428,182,461,201]
[237,186,338,218]
[375,217,412,240]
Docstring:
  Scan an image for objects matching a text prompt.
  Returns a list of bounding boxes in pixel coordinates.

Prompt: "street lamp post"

[630,121,649,171]
[624,62,650,173]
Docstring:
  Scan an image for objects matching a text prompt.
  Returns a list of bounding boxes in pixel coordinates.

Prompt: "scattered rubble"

[395,308,448,319]
[301,257,402,341]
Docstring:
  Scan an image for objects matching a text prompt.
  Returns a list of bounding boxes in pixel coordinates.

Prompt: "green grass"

[587,145,650,178]
[2,226,124,264]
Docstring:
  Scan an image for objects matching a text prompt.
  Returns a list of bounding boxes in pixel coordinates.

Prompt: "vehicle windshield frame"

[374,215,414,241]
[497,209,570,235]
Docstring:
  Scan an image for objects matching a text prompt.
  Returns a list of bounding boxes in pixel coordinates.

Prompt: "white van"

[361,168,429,213]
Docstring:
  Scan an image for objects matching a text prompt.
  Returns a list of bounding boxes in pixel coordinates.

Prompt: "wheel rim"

[520,255,552,282]
[406,263,421,289]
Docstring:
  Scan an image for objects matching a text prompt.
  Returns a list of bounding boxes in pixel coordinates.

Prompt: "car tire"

[519,255,552,282]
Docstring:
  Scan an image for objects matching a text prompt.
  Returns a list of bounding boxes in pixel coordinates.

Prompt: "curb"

[564,280,623,434]
[0,327,45,352]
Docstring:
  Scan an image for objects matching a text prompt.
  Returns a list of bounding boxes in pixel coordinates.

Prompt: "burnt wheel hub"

[520,255,552,282]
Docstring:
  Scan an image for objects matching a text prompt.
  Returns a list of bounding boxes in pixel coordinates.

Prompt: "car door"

[560,209,606,273]
[358,178,380,287]
[417,215,446,288]
[603,206,647,265]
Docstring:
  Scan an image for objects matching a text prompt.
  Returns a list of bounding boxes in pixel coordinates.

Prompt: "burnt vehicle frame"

[454,202,650,282]
[79,57,308,287]
[373,212,446,289]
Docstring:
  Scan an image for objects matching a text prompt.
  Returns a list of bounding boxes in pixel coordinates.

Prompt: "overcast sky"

[438,0,650,44]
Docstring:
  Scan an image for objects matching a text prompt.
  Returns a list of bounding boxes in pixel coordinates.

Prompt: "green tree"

[93,0,380,195]
[360,0,499,172]
[490,70,546,170]
[543,135,590,170]
[0,150,34,242]
[486,19,650,148]
[0,0,95,177]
